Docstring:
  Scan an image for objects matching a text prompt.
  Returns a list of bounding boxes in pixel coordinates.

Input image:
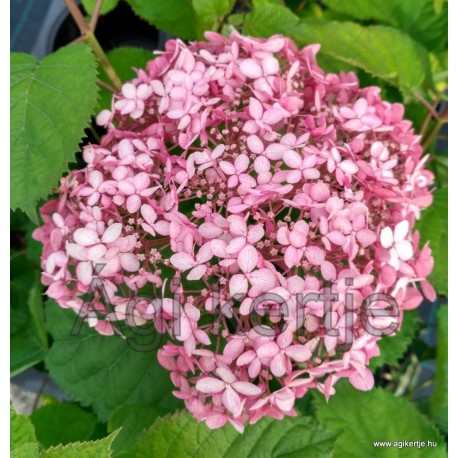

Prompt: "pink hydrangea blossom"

[33,31,436,432]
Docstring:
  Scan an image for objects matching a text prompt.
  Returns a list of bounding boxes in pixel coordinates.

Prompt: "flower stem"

[64,0,122,92]
[86,31,122,91]
[421,107,448,150]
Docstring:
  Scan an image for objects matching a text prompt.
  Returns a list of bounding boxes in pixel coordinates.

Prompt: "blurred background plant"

[10,1,447,456]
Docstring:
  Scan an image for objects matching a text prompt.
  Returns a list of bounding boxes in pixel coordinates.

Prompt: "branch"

[64,0,122,91]
[89,0,104,31]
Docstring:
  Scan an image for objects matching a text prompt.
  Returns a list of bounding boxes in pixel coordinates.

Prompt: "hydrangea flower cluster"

[34,32,436,432]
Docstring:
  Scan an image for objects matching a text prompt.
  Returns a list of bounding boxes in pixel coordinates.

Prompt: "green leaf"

[11,408,37,451]
[108,404,165,457]
[39,430,119,458]
[292,20,432,97]
[31,403,98,448]
[82,0,119,15]
[244,3,299,37]
[428,155,448,189]
[45,302,181,421]
[321,0,395,23]
[193,0,234,37]
[431,305,448,432]
[11,262,47,376]
[404,100,429,132]
[135,411,337,457]
[322,0,448,52]
[392,0,448,52]
[429,51,448,92]
[126,0,197,40]
[10,43,98,221]
[12,443,39,458]
[314,384,447,457]
[370,310,419,369]
[11,329,47,376]
[97,46,154,112]
[415,187,448,295]
[28,276,48,349]
[434,0,445,15]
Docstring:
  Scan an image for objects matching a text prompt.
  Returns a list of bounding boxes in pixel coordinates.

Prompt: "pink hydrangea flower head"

[33,31,436,431]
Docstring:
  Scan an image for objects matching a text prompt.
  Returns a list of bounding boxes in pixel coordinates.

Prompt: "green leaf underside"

[292,20,431,97]
[244,3,300,38]
[82,0,119,16]
[11,408,37,451]
[45,302,180,421]
[415,187,448,295]
[108,404,165,457]
[321,0,396,23]
[39,430,119,458]
[193,0,235,37]
[314,384,446,457]
[11,263,47,376]
[135,410,337,458]
[11,407,118,458]
[322,0,448,52]
[431,305,448,431]
[127,0,197,40]
[31,403,98,448]
[10,43,98,221]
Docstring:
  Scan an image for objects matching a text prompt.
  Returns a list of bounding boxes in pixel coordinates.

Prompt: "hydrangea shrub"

[33,32,436,431]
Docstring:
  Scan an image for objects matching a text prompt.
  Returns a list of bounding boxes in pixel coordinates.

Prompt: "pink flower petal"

[76,261,92,285]
[140,204,157,225]
[396,240,413,261]
[229,274,248,296]
[283,150,302,169]
[232,381,262,396]
[87,244,107,261]
[240,59,263,79]
[216,367,236,383]
[223,339,245,360]
[257,342,280,359]
[340,160,358,174]
[222,385,241,414]
[261,56,279,75]
[394,220,409,242]
[270,353,286,377]
[196,377,226,394]
[353,98,368,117]
[248,97,263,120]
[237,245,258,274]
[73,228,99,247]
[126,194,141,213]
[66,243,87,261]
[247,135,264,155]
[274,389,295,412]
[170,252,195,271]
[285,344,312,362]
[187,264,207,280]
[199,223,224,239]
[263,108,286,125]
[236,350,256,366]
[120,253,140,272]
[321,261,337,281]
[101,223,122,244]
[349,367,374,391]
[380,227,394,248]
[122,83,136,98]
[249,268,277,291]
[356,229,377,247]
[305,246,325,265]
